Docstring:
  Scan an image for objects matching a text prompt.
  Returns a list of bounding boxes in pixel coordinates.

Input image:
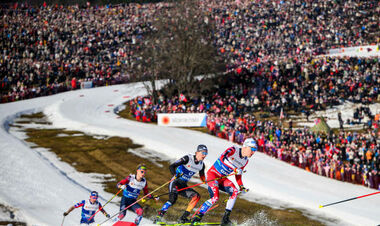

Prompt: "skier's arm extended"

[169,155,190,176]
[117,175,131,189]
[63,200,84,216]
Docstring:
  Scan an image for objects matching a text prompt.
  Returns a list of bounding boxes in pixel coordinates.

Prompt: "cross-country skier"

[191,138,257,225]
[63,191,110,225]
[154,144,208,223]
[114,164,158,225]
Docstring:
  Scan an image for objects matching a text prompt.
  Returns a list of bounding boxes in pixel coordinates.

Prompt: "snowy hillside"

[1,83,379,226]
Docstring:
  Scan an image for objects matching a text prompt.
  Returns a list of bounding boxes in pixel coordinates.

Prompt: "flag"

[144,98,151,105]
[179,93,187,102]
[280,108,284,119]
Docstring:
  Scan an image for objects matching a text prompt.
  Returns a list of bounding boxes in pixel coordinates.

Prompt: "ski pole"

[153,170,246,199]
[191,203,220,218]
[97,177,176,226]
[206,204,219,213]
[319,191,380,208]
[87,188,123,222]
[60,216,65,226]
[191,205,201,218]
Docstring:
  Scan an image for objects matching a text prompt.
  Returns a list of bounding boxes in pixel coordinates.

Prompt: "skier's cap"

[243,138,257,151]
[196,144,208,154]
[137,164,147,171]
[90,191,98,199]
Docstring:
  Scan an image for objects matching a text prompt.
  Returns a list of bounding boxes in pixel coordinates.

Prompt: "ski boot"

[153,210,166,224]
[191,213,203,225]
[221,209,233,226]
[178,211,191,223]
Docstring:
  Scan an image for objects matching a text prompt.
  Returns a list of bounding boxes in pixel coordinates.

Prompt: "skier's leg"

[178,189,200,223]
[198,179,220,214]
[221,179,239,211]
[154,179,179,223]
[160,179,179,213]
[131,203,143,225]
[118,196,129,220]
[219,179,238,225]
[192,171,220,223]
[185,191,200,212]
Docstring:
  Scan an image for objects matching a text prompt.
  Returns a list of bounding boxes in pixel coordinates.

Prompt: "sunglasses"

[250,147,257,152]
[197,151,208,156]
[90,196,98,200]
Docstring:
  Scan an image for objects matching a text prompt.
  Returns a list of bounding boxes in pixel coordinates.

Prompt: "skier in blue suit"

[63,191,110,225]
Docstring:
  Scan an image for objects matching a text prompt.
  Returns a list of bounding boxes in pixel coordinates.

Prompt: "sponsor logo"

[220,168,230,175]
[84,204,97,211]
[162,116,170,125]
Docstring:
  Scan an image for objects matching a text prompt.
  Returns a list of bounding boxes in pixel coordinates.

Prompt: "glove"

[63,212,68,216]
[239,185,249,194]
[146,195,159,202]
[105,213,110,218]
[175,172,184,178]
[118,184,126,190]
[234,168,243,175]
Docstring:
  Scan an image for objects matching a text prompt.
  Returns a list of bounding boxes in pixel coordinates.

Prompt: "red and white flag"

[179,93,188,102]
[280,108,284,119]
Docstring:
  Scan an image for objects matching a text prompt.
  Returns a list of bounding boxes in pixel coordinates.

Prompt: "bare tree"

[135,38,168,105]
[133,0,223,103]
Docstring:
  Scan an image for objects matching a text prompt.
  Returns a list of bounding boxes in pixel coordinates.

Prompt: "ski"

[155,222,221,226]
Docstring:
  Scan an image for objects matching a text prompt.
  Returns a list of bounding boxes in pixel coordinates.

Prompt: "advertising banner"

[327,45,379,57]
[81,81,93,89]
[157,113,207,127]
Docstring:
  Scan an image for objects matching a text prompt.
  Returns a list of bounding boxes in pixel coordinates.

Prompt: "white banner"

[81,81,93,89]
[157,113,207,127]
[327,45,379,57]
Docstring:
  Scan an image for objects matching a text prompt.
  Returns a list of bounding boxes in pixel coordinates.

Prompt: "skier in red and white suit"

[192,138,257,225]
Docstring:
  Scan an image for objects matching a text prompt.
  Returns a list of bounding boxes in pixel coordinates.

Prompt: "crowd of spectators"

[205,0,379,70]
[0,76,127,102]
[129,55,380,120]
[1,1,379,102]
[203,57,379,116]
[1,2,160,102]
